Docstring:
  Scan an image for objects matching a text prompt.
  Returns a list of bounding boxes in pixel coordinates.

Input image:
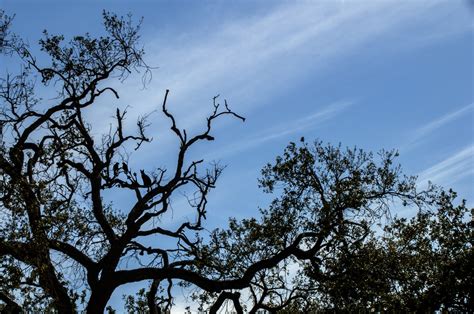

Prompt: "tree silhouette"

[290,190,473,311]
[0,10,12,53]
[0,10,471,313]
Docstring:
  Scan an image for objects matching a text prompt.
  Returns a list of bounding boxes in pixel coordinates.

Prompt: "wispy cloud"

[418,145,474,187]
[102,0,469,132]
[248,100,353,144]
[205,100,354,159]
[415,103,473,138]
[403,103,474,151]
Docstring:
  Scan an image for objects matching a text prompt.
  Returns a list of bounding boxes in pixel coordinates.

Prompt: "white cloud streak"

[398,103,474,153]
[205,100,354,160]
[413,103,473,141]
[416,103,473,137]
[105,0,469,132]
[418,145,474,187]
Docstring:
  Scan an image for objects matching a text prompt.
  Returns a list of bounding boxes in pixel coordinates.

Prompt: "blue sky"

[2,0,473,311]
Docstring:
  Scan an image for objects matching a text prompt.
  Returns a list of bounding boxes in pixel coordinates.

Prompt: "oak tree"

[305,190,473,311]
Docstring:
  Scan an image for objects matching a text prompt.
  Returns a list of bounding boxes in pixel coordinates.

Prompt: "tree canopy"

[0,10,472,313]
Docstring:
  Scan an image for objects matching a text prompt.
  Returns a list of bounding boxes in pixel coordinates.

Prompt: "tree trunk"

[86,285,115,314]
